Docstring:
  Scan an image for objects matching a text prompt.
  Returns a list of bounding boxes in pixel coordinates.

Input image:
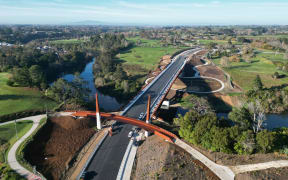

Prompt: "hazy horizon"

[0,0,288,25]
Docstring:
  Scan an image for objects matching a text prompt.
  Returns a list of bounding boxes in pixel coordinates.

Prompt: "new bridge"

[74,48,201,180]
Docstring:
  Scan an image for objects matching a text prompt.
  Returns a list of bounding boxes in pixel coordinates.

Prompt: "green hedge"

[0,110,45,123]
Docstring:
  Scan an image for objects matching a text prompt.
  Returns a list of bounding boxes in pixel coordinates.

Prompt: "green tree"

[29,65,45,88]
[272,72,280,79]
[212,128,232,153]
[0,139,9,163]
[11,67,31,87]
[114,65,127,81]
[121,80,129,93]
[256,130,275,153]
[174,110,201,143]
[228,107,252,130]
[234,130,256,155]
[47,77,89,106]
[192,114,218,145]
[71,74,90,102]
[207,42,217,50]
[46,78,71,102]
[253,75,263,90]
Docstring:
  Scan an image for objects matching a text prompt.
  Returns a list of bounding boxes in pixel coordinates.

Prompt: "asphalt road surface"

[84,48,199,180]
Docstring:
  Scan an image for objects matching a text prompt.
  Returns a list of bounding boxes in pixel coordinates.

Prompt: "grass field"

[255,52,287,62]
[49,38,85,45]
[0,73,58,116]
[127,37,164,47]
[0,120,32,180]
[0,120,33,162]
[197,39,242,45]
[0,120,33,145]
[116,37,188,83]
[213,53,288,91]
[117,46,185,70]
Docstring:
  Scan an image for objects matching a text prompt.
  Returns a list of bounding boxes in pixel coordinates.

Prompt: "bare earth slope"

[132,135,219,180]
[24,116,96,179]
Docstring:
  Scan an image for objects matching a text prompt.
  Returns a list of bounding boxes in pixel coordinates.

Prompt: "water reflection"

[61,58,122,111]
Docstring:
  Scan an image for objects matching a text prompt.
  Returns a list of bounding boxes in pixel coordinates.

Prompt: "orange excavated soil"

[24,116,96,180]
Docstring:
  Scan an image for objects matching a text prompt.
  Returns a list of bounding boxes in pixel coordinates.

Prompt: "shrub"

[191,114,218,145]
[280,146,288,155]
[256,130,275,153]
[211,127,233,153]
[6,79,14,86]
[253,75,263,90]
[234,130,256,155]
[272,72,280,79]
[228,107,252,130]
[0,164,25,180]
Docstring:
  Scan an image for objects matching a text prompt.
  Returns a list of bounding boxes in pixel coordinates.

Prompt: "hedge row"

[0,101,63,123]
[0,110,46,123]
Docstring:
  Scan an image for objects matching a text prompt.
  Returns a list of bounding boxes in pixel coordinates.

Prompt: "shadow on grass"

[0,95,36,100]
[226,64,251,70]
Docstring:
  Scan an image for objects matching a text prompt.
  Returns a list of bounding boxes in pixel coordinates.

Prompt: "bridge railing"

[150,49,202,115]
[120,49,188,116]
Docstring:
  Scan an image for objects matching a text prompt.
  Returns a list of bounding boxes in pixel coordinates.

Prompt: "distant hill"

[64,20,111,25]
[63,20,151,26]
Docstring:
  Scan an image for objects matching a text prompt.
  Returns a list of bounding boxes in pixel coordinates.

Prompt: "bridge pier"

[145,95,151,137]
[96,93,102,130]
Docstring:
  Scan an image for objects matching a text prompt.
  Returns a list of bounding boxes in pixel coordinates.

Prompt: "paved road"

[84,49,200,180]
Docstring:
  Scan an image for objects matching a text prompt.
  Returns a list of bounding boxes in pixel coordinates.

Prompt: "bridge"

[74,48,201,180]
[72,95,178,143]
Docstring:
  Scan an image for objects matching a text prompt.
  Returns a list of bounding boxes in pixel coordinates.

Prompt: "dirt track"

[24,116,96,180]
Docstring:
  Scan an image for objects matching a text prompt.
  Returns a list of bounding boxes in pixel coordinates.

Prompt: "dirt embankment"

[235,167,288,180]
[188,142,288,166]
[132,135,219,180]
[24,116,96,180]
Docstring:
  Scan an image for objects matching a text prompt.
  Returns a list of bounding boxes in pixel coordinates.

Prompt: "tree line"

[91,34,141,99]
[175,81,288,155]
[0,47,90,90]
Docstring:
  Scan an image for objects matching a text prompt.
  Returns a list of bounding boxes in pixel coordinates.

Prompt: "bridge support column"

[145,95,151,137]
[96,93,102,130]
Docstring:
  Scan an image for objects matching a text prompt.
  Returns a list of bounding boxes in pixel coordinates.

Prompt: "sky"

[0,0,287,25]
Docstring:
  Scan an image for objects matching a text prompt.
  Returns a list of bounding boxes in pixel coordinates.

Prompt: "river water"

[265,113,288,130]
[217,112,288,129]
[60,58,122,111]
[59,58,288,123]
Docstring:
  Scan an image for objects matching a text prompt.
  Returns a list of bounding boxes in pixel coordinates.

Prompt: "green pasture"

[212,53,288,91]
[0,73,57,116]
